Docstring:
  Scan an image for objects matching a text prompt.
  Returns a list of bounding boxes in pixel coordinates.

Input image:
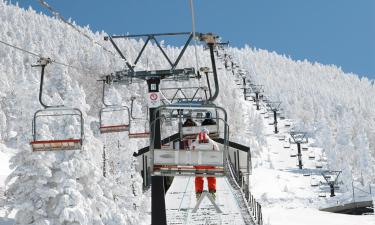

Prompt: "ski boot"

[209,190,216,201]
[196,191,202,201]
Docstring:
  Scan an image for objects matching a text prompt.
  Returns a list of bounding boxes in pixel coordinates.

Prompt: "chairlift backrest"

[98,80,131,134]
[99,105,130,134]
[129,119,150,139]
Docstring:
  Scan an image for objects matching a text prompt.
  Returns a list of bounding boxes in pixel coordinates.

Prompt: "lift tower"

[103,32,219,225]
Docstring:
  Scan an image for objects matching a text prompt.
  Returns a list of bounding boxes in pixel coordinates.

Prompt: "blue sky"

[17,0,375,78]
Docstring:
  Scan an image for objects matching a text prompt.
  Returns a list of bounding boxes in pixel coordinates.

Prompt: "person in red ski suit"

[190,128,219,200]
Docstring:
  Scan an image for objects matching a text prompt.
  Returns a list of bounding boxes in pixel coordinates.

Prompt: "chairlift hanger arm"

[32,58,64,109]
[205,42,219,102]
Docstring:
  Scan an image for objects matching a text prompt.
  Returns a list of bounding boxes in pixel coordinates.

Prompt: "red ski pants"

[194,166,216,192]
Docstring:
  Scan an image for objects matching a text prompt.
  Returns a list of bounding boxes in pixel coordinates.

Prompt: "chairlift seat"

[318,193,327,198]
[31,139,81,151]
[278,135,286,141]
[153,165,225,177]
[284,143,290,148]
[129,132,150,139]
[152,149,224,176]
[100,124,129,133]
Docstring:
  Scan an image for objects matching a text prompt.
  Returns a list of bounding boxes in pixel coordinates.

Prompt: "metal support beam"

[297,143,303,169]
[148,78,167,225]
[273,110,278,133]
[255,93,260,110]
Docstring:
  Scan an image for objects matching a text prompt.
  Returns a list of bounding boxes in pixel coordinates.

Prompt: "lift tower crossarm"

[104,32,200,72]
[290,131,308,169]
[103,68,196,83]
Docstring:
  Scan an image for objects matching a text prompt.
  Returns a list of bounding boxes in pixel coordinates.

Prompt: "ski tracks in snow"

[166,177,245,225]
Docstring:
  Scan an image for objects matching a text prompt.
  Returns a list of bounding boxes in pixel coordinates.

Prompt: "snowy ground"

[165,176,246,225]
[0,144,14,225]
[250,109,375,225]
[0,145,11,187]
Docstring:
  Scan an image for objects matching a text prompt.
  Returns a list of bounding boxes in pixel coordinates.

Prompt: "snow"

[0,145,11,187]
[165,177,245,225]
[249,109,375,225]
[264,207,374,225]
[0,0,374,224]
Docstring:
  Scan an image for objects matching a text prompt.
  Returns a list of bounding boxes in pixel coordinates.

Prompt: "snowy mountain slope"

[248,101,375,225]
[229,46,375,189]
[0,0,374,224]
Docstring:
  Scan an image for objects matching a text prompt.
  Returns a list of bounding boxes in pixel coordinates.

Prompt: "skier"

[201,111,216,126]
[181,114,197,149]
[190,128,219,201]
[183,114,197,127]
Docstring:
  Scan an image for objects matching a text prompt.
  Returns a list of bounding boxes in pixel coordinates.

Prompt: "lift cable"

[36,0,128,64]
[188,0,200,82]
[0,38,107,76]
[0,39,40,57]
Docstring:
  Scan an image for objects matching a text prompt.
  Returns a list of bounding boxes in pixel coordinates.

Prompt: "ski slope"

[249,107,375,225]
[0,1,374,224]
[165,176,249,225]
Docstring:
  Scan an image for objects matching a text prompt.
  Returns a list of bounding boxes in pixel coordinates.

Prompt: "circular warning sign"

[150,93,158,101]
[148,92,161,108]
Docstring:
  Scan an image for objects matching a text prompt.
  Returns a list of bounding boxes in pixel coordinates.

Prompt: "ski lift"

[30,58,84,151]
[150,104,229,177]
[308,151,316,159]
[321,170,342,197]
[129,119,150,138]
[128,96,150,138]
[181,110,220,140]
[99,81,131,134]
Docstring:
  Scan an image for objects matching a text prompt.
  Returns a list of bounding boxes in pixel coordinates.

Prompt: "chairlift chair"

[150,104,229,177]
[129,119,150,138]
[30,58,84,152]
[99,106,130,133]
[181,110,220,140]
[308,151,316,159]
[315,161,323,169]
[31,108,84,151]
[310,176,320,187]
[99,81,131,134]
[127,96,151,139]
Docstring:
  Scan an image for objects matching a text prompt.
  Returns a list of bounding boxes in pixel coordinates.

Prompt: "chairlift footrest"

[100,125,129,133]
[31,139,82,151]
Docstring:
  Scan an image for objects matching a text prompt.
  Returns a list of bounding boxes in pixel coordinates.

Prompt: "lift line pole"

[148,78,167,225]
